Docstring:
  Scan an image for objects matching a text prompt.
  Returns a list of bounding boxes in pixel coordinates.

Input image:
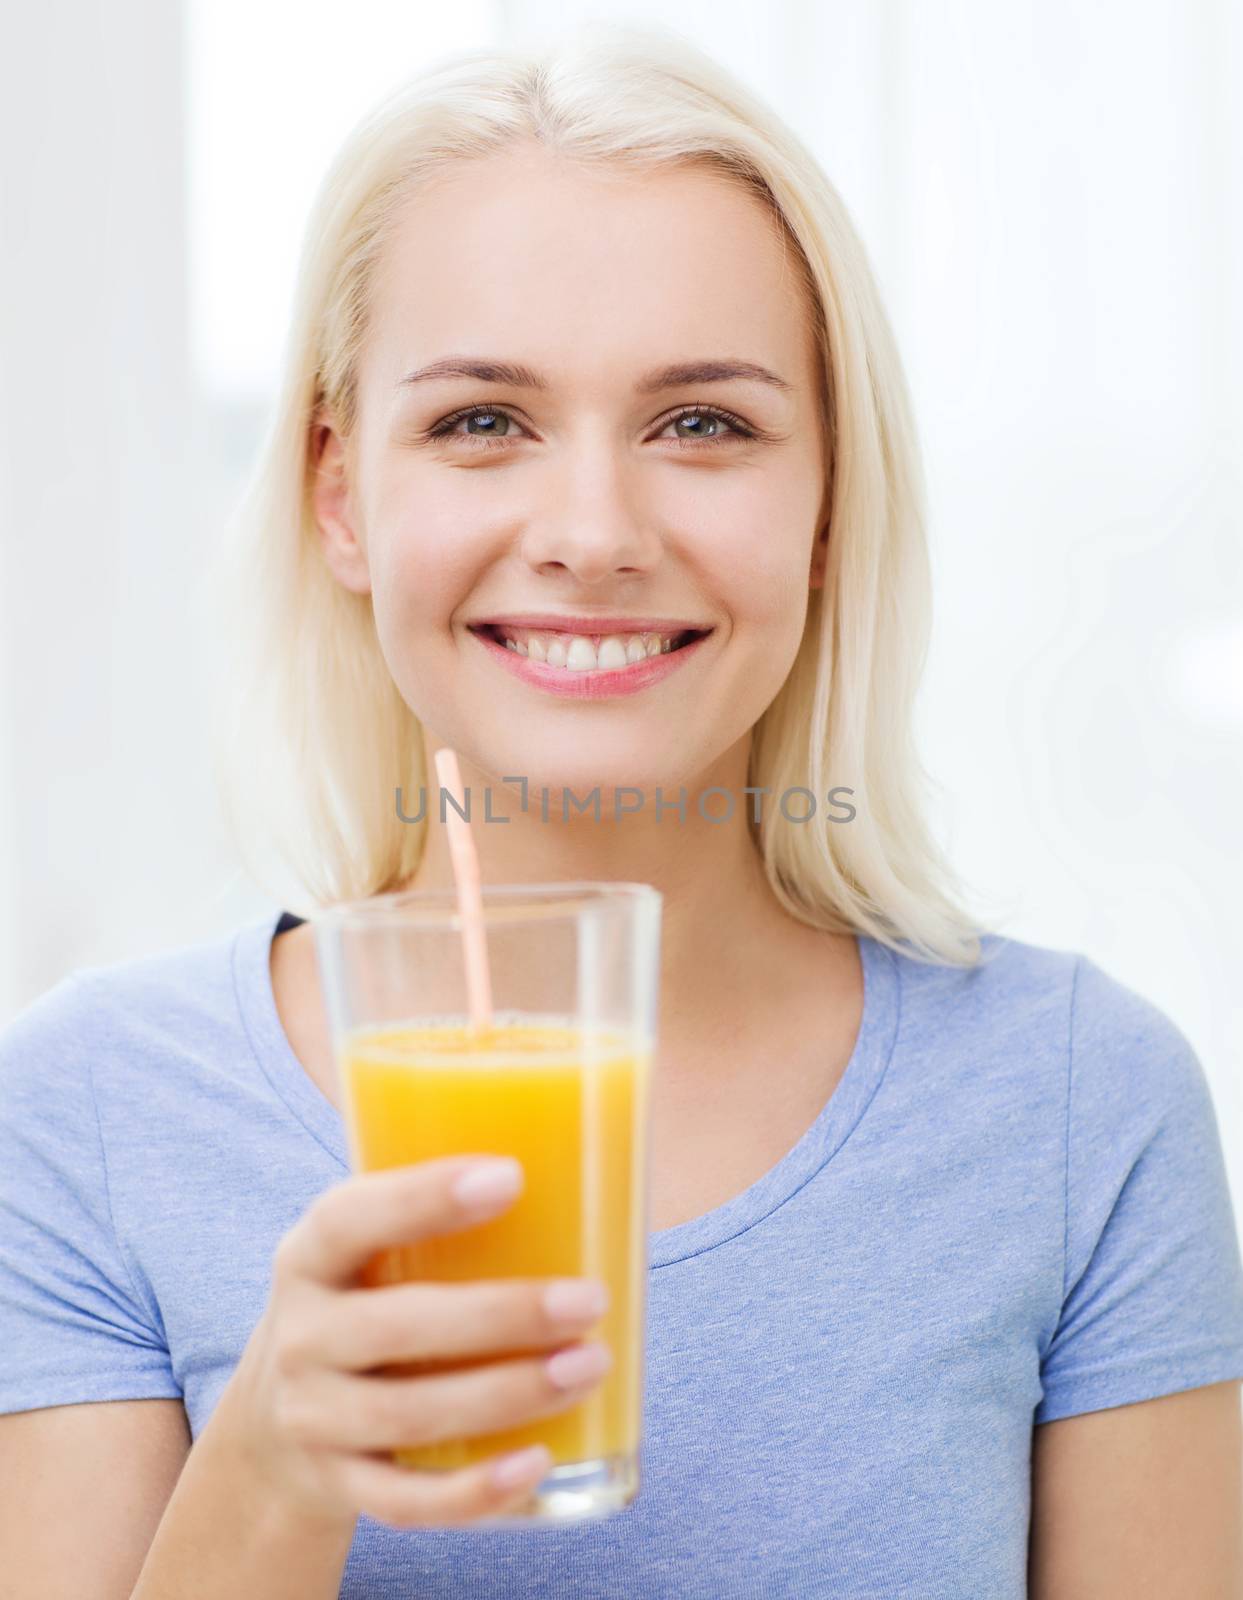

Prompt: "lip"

[467,624,713,699]
[466,612,711,636]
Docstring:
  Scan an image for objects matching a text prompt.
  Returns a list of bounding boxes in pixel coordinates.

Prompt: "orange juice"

[339,1017,651,1473]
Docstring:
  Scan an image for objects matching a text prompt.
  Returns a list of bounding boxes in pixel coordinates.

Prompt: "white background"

[1,1,1240,1220]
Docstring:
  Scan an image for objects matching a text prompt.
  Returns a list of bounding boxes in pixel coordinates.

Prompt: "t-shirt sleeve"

[1035,955,1243,1424]
[0,973,181,1415]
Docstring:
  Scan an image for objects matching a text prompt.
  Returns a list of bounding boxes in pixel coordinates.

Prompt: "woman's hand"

[217,1155,611,1530]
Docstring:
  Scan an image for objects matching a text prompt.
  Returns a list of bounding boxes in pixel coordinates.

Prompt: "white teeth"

[487,624,699,672]
[596,636,630,670]
[565,636,598,672]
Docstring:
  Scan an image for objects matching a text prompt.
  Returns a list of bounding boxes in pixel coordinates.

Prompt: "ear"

[808,520,830,591]
[310,413,372,595]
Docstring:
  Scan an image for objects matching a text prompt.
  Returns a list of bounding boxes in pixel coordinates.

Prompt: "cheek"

[687,475,816,625]
[363,506,472,725]
[366,495,480,643]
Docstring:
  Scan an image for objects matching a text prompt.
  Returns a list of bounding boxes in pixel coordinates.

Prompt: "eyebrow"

[394,356,793,395]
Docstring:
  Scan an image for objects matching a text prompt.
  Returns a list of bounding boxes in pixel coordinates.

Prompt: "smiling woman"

[206,38,959,956]
[1,19,1241,1600]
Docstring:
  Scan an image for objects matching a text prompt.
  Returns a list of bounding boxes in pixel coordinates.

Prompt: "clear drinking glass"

[312,881,662,1526]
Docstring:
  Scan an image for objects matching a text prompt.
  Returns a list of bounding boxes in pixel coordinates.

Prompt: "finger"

[337,1442,554,1530]
[286,1342,613,1454]
[317,1276,610,1372]
[277,1156,525,1289]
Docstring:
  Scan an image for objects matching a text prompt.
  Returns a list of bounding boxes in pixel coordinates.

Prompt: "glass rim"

[310,879,662,932]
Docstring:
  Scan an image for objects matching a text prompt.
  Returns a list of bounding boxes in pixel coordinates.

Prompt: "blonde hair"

[208,21,994,967]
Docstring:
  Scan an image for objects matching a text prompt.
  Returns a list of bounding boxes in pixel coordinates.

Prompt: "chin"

[467,743,694,811]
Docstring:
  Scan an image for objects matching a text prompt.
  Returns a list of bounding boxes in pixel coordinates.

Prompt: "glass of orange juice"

[311,882,661,1526]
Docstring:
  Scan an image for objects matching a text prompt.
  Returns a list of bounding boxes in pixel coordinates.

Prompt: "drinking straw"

[433,746,494,1034]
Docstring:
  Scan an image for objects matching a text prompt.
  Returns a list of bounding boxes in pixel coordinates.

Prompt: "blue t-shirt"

[2,908,1242,1598]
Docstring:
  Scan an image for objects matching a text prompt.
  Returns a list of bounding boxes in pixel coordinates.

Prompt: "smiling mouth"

[467,623,711,673]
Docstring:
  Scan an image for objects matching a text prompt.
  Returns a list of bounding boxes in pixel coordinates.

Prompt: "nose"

[516,445,662,584]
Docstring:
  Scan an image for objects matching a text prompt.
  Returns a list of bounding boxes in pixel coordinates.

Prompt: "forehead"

[362,146,817,394]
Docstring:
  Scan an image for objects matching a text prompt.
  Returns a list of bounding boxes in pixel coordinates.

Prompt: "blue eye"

[422,403,756,451]
[659,409,749,444]
[432,407,523,444]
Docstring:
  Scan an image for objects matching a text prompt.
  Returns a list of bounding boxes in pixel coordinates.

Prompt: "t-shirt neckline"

[232,907,901,1269]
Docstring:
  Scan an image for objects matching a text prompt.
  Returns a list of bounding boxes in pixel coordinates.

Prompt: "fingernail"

[492,1444,552,1490]
[451,1159,523,1211]
[546,1342,612,1389]
[543,1279,610,1321]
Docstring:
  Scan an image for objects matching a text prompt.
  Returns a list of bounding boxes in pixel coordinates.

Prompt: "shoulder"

[880,930,1082,1075]
[0,973,101,1143]
[912,930,1191,1057]
[71,918,252,1023]
[1065,951,1204,1118]
[888,928,1079,1021]
[0,915,272,1108]
[884,930,1206,1121]
[958,933,1218,1171]
[979,934,1206,1113]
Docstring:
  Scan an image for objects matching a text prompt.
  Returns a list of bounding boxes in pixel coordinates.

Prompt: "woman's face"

[314,144,829,797]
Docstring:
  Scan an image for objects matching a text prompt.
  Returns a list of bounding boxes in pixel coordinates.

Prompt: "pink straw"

[433,747,494,1034]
